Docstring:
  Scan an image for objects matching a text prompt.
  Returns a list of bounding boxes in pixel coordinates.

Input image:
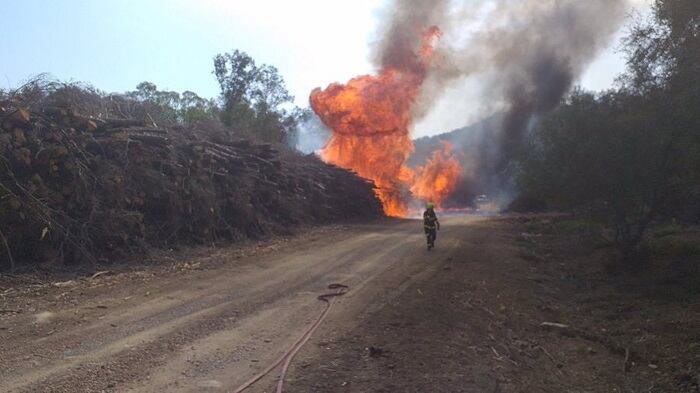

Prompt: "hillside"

[410,114,504,207]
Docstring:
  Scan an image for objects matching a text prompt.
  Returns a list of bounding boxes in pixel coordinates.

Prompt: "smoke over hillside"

[380,0,630,202]
[302,0,631,211]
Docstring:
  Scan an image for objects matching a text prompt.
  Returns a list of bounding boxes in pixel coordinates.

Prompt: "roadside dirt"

[1,215,698,392]
[286,216,700,393]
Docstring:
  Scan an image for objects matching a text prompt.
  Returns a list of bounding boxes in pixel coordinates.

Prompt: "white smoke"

[294,113,331,154]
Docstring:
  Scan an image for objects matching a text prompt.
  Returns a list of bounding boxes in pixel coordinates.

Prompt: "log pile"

[0,100,382,270]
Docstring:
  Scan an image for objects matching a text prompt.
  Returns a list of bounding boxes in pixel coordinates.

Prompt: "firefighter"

[423,203,440,250]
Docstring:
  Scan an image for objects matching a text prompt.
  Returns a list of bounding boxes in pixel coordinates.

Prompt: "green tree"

[180,91,218,124]
[213,50,297,143]
[126,82,217,125]
[518,88,682,259]
[516,0,700,262]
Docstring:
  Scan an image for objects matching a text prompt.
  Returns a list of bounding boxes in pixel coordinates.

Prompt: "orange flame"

[310,26,461,217]
[410,142,462,205]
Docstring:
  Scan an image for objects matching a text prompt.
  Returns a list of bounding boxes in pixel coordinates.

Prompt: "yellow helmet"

[426,203,435,209]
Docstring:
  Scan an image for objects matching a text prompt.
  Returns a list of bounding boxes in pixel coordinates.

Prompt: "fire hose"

[232,284,349,393]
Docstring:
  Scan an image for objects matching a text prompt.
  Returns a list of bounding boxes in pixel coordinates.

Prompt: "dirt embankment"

[0,96,382,270]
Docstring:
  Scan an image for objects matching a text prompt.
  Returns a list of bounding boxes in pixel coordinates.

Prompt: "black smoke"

[378,0,630,204]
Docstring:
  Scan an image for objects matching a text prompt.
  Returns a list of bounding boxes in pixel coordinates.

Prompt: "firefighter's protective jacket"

[423,209,439,230]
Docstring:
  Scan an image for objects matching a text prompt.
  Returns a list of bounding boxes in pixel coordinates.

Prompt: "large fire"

[310,26,461,217]
[411,142,461,207]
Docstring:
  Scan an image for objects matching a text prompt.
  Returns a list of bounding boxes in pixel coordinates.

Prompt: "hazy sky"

[0,0,651,137]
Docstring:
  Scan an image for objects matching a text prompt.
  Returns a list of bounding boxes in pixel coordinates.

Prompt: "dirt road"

[0,216,465,392]
[0,216,683,392]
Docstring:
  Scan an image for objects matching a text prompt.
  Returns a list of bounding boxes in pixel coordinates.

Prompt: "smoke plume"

[376,0,630,199]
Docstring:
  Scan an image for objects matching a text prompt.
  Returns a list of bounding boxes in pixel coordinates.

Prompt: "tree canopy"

[213,50,298,143]
[515,0,700,261]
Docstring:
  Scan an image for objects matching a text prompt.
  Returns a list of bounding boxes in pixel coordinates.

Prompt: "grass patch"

[647,236,700,259]
[553,219,604,236]
[652,221,684,238]
[525,218,603,237]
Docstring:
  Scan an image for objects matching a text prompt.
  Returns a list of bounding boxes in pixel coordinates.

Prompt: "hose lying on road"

[232,284,349,393]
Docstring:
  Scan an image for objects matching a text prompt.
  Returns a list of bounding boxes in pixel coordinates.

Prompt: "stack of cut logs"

[0,100,382,269]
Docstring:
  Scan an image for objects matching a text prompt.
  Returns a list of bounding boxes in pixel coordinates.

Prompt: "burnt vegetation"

[0,51,382,271]
[514,0,700,264]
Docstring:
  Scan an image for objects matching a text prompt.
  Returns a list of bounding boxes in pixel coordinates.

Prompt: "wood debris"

[0,97,382,269]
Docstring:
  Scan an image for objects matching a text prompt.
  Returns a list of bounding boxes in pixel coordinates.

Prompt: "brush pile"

[0,84,382,270]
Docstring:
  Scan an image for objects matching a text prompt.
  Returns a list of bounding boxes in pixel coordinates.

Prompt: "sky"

[0,0,652,137]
